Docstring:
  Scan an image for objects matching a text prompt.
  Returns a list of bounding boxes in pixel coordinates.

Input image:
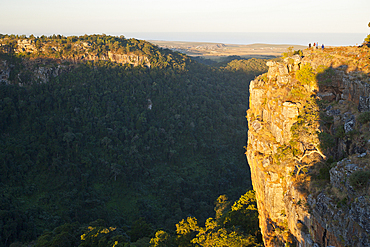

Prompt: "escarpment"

[14,38,151,68]
[0,37,153,85]
[247,46,370,247]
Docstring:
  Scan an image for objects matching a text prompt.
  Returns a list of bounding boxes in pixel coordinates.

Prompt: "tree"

[214,195,229,219]
[175,217,199,246]
[35,222,81,247]
[35,39,42,50]
[150,231,174,247]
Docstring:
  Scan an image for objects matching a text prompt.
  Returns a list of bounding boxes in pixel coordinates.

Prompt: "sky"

[1,0,369,44]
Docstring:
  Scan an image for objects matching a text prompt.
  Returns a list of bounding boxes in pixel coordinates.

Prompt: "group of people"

[309,42,324,49]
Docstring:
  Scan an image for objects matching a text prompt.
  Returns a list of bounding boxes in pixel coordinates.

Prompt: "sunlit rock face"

[247,47,370,247]
[0,39,151,85]
[108,52,151,68]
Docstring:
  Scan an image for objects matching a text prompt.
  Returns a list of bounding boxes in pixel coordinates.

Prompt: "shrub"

[296,64,316,86]
[318,132,335,150]
[320,112,334,125]
[334,125,345,138]
[282,47,294,58]
[357,111,370,124]
[318,166,330,180]
[282,47,303,58]
[336,197,348,208]
[349,170,370,189]
[365,34,370,43]
[288,87,309,101]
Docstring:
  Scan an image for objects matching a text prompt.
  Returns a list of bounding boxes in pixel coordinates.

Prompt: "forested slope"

[0,34,267,246]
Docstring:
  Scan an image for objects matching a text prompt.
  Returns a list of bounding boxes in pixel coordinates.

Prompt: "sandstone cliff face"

[107,52,150,68]
[0,40,151,85]
[247,47,370,247]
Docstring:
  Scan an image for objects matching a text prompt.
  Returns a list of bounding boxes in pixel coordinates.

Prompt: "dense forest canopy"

[0,34,267,246]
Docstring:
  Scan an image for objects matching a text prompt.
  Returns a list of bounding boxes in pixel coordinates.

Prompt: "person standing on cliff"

[316,43,318,49]
[309,43,311,48]
[313,42,316,48]
[322,44,324,49]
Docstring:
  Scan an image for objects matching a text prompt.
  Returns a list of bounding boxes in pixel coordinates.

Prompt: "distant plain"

[149,40,307,60]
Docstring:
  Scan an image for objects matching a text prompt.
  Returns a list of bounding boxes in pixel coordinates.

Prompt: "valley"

[0,34,266,247]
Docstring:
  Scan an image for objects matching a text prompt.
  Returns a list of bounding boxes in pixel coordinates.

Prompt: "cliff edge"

[247,46,370,247]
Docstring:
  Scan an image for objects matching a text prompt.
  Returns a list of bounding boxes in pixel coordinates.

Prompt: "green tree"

[35,222,81,247]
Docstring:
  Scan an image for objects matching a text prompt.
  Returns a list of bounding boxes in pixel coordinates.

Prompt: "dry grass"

[329,186,347,201]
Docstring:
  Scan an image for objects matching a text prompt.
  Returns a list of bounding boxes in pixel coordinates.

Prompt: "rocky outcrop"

[107,52,150,68]
[0,57,72,85]
[16,39,37,53]
[32,64,69,84]
[247,47,370,246]
[0,60,11,83]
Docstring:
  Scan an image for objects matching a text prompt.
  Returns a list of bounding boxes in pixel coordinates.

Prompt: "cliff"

[247,46,370,246]
[0,38,152,85]
[14,38,151,68]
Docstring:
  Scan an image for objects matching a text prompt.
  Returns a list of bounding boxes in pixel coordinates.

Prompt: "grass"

[358,111,370,124]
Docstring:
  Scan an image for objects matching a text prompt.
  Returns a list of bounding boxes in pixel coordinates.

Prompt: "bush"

[282,47,303,58]
[318,132,335,150]
[357,111,370,124]
[365,34,370,43]
[334,125,345,138]
[296,64,316,86]
[318,166,330,180]
[288,87,308,100]
[349,170,370,189]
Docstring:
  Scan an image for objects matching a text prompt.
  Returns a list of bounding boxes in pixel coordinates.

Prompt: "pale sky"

[1,0,369,36]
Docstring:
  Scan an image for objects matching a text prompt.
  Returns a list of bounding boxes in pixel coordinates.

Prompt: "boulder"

[344,115,355,133]
[282,102,299,119]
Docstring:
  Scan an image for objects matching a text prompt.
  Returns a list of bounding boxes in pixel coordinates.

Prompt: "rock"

[276,75,290,85]
[358,96,370,112]
[0,60,11,84]
[271,123,283,143]
[317,92,336,101]
[248,49,370,247]
[350,196,370,234]
[251,120,262,132]
[278,64,289,75]
[325,105,341,116]
[107,52,151,68]
[344,115,355,133]
[263,158,271,167]
[358,152,367,158]
[291,54,302,64]
[266,61,276,67]
[330,160,359,192]
[282,102,299,119]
